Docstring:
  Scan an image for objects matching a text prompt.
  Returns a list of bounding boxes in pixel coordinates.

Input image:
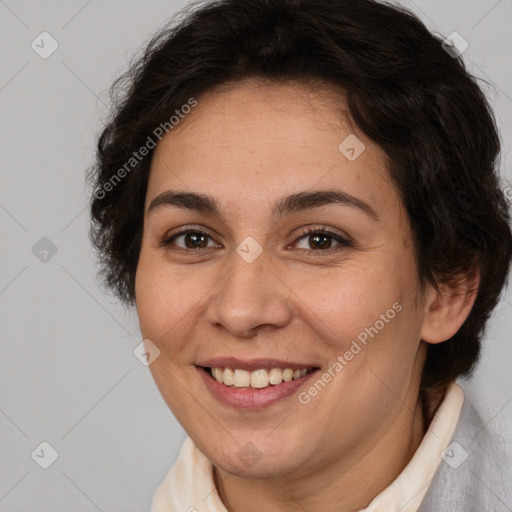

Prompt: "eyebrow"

[147,189,378,221]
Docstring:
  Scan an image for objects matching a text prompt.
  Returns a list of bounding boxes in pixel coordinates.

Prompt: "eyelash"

[160,225,353,256]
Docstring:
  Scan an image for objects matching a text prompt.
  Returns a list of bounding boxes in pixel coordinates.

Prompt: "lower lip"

[197,366,319,409]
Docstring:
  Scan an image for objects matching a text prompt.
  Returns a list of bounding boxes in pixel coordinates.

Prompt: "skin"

[135,79,477,512]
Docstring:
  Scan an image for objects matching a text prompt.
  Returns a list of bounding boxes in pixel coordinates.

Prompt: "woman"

[88,0,512,510]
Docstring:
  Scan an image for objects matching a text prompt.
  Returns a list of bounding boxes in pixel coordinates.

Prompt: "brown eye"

[293,227,353,254]
[163,230,217,250]
[308,233,334,250]
[182,232,209,249]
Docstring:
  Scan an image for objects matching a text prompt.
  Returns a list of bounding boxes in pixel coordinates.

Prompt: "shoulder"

[419,395,512,512]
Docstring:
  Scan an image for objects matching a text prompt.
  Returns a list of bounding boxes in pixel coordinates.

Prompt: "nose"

[205,248,294,338]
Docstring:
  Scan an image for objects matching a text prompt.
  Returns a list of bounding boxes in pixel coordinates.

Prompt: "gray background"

[0,1,511,511]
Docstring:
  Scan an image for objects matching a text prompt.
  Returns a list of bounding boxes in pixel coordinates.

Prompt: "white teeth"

[210,366,312,388]
[233,369,251,387]
[223,368,234,386]
[268,368,283,385]
[250,369,269,388]
[213,368,224,383]
[282,369,293,382]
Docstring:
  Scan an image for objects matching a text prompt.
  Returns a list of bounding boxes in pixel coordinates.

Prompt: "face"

[135,80,430,480]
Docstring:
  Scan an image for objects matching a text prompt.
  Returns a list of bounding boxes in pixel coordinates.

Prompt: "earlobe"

[420,269,480,345]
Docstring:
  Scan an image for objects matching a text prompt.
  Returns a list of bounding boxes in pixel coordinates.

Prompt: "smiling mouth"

[199,366,319,390]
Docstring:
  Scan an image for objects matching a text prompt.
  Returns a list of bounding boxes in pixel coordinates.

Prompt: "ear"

[420,268,480,345]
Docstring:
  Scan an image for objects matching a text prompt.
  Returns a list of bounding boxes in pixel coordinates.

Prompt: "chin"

[204,434,312,480]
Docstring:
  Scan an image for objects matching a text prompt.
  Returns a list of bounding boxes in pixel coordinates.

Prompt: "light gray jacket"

[419,398,512,511]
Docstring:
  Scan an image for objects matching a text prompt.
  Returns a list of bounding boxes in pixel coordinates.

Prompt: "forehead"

[147,80,397,219]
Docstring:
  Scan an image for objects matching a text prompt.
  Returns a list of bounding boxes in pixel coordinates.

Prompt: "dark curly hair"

[88,0,512,399]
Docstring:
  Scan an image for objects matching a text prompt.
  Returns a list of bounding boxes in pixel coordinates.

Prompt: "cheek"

[134,251,203,349]
[298,255,423,395]
[295,259,404,346]
[134,253,206,412]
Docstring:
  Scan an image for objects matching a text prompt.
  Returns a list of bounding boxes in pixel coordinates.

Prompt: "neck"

[214,389,426,512]
[420,382,449,431]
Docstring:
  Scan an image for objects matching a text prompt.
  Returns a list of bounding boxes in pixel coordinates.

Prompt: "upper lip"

[196,357,320,372]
